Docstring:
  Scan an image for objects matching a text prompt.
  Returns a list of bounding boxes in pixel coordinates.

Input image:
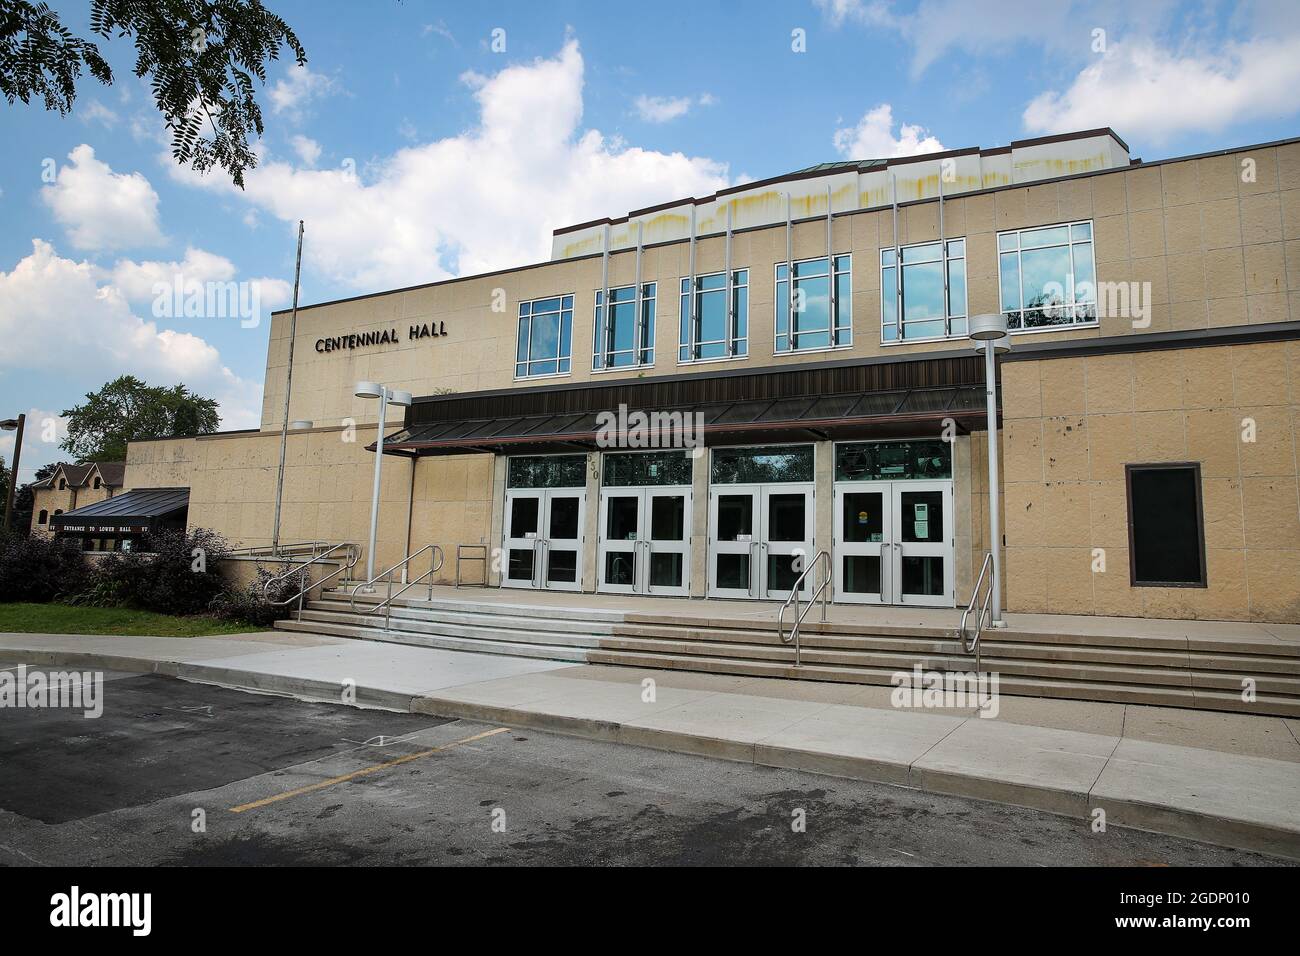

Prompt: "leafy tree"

[0,0,306,187]
[60,374,220,461]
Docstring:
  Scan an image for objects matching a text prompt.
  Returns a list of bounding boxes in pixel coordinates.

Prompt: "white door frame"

[707,482,815,600]
[891,479,953,607]
[708,485,760,599]
[597,486,692,596]
[833,482,892,605]
[502,487,586,591]
[831,479,955,607]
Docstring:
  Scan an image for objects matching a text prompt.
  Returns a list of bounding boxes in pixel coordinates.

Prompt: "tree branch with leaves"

[1,0,306,187]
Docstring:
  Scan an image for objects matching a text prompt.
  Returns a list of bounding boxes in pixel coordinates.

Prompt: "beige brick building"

[30,462,124,544]
[96,127,1298,624]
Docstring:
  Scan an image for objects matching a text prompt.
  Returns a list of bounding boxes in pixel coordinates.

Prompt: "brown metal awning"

[372,385,992,457]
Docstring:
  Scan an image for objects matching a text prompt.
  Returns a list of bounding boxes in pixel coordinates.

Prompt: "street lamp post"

[967,314,1010,628]
[1,414,26,534]
[354,382,412,589]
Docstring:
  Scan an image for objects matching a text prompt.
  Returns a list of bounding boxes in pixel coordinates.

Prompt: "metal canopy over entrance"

[50,487,190,537]
[371,352,996,457]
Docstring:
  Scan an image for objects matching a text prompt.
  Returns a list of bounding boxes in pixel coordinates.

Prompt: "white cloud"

[1024,35,1300,140]
[268,64,336,119]
[41,145,165,252]
[290,134,322,166]
[633,93,715,123]
[833,104,946,158]
[0,240,263,430]
[80,100,120,127]
[106,247,238,302]
[171,40,731,291]
[815,0,900,29]
[634,95,690,123]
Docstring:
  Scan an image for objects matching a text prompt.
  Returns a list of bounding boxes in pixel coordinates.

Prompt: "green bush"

[79,528,232,616]
[210,566,304,627]
[0,533,89,603]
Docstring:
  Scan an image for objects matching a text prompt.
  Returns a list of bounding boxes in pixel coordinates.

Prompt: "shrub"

[78,528,232,616]
[210,566,305,627]
[0,533,88,602]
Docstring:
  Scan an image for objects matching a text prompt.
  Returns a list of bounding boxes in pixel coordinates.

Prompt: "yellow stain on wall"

[1013,152,1106,178]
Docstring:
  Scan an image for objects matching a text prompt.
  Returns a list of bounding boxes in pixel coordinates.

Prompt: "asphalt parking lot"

[0,665,1290,866]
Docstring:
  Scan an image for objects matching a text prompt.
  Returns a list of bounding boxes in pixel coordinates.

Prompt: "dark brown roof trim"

[1011,127,1130,153]
[271,132,1300,319]
[1001,321,1300,364]
[127,427,260,445]
[411,345,978,408]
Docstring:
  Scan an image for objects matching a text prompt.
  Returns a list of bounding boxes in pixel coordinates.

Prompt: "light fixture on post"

[967,313,1010,628]
[354,382,412,590]
[1,414,25,533]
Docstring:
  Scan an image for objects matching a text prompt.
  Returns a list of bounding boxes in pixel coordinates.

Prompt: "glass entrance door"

[832,480,953,606]
[707,484,814,599]
[761,486,814,600]
[834,485,890,604]
[708,486,759,599]
[893,481,950,606]
[502,488,586,591]
[597,488,691,596]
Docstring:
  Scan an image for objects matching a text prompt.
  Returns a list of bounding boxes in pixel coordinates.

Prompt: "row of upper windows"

[513,219,1100,379]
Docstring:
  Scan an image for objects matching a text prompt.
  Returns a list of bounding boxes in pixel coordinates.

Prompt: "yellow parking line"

[228,726,511,813]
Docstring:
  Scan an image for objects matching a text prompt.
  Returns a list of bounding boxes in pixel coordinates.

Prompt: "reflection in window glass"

[775,256,851,353]
[602,451,692,487]
[680,270,748,361]
[711,446,815,484]
[507,455,587,489]
[881,239,967,341]
[516,296,573,377]
[997,221,1098,331]
[835,441,952,481]
[594,283,655,369]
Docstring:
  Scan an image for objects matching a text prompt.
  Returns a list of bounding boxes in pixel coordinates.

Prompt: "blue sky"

[2,0,1298,480]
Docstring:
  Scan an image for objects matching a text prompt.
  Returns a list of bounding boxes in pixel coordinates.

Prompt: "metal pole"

[272,220,304,556]
[364,388,388,587]
[3,413,25,532]
[984,340,1005,627]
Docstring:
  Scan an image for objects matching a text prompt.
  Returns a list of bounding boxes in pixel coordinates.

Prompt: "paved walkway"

[3,630,1298,859]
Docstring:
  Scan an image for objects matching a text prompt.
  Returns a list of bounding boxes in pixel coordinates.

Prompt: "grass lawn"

[0,602,265,637]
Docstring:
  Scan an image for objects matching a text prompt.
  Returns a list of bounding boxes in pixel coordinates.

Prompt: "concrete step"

[274,618,590,662]
[297,587,1300,717]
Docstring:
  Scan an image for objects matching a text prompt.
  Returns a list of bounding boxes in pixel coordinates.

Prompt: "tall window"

[38,509,48,524]
[680,269,748,362]
[775,255,851,353]
[881,239,967,341]
[516,295,573,378]
[1126,464,1207,587]
[998,221,1097,331]
[593,283,655,369]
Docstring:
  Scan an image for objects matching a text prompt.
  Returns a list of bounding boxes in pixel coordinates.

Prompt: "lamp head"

[968,313,1009,341]
[0,419,19,431]
[354,381,382,400]
[386,389,413,408]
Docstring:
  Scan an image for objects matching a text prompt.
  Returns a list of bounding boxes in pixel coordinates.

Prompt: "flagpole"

[271,220,304,556]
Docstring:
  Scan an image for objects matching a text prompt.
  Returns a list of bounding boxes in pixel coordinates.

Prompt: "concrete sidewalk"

[3,630,1298,860]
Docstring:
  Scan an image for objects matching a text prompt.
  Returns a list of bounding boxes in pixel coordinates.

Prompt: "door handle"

[642,539,653,593]
[748,541,758,597]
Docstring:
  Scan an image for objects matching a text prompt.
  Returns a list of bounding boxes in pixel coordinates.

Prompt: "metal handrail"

[349,544,445,632]
[230,540,333,559]
[958,551,995,672]
[455,544,488,588]
[777,550,831,667]
[261,542,360,620]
